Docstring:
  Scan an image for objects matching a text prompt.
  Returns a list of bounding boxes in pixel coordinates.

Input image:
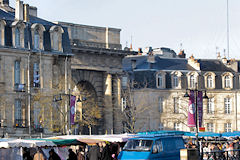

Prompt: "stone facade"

[123,52,240,133]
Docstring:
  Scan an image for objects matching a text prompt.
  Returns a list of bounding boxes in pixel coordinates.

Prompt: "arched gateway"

[71,47,133,134]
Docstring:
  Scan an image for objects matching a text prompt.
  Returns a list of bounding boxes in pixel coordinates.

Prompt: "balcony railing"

[14,83,26,92]
[15,119,26,128]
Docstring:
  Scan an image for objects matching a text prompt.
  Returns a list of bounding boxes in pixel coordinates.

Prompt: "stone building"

[0,0,72,137]
[122,50,240,133]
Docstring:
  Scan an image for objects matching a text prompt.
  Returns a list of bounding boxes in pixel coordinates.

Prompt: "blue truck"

[118,131,185,160]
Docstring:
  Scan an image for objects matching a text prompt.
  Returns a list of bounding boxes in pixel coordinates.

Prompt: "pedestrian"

[77,147,85,160]
[23,148,33,160]
[67,148,78,160]
[87,143,101,160]
[100,141,111,160]
[48,149,61,160]
[33,148,45,160]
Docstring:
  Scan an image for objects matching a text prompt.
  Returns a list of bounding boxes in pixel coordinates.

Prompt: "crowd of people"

[23,141,120,160]
[185,137,240,160]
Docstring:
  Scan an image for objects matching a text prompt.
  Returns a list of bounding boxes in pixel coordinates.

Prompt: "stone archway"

[76,80,101,135]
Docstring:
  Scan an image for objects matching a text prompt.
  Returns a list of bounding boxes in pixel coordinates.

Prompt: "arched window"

[52,31,59,51]
[207,75,213,88]
[157,74,163,88]
[190,75,195,88]
[15,27,20,48]
[173,75,178,88]
[225,75,231,88]
[34,29,40,50]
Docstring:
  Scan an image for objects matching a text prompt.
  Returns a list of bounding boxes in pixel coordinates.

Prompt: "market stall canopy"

[47,133,135,145]
[184,132,221,137]
[0,139,56,148]
[221,131,240,137]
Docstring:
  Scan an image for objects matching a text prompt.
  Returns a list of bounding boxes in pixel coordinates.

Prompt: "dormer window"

[204,72,216,89]
[15,27,20,47]
[225,76,230,88]
[222,72,233,89]
[31,23,45,50]
[190,75,195,88]
[171,71,182,89]
[187,71,198,89]
[12,21,25,48]
[50,25,64,52]
[0,20,6,46]
[34,29,40,49]
[156,71,166,89]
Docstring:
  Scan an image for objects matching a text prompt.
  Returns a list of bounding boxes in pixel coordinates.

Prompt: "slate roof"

[198,59,235,72]
[123,55,238,73]
[0,8,71,54]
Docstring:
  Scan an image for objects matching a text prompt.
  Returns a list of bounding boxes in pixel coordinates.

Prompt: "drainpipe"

[235,91,238,131]
[27,52,31,137]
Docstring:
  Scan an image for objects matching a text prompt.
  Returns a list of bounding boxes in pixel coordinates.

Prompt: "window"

[122,76,128,89]
[14,61,20,85]
[207,123,214,132]
[14,99,22,127]
[224,98,231,114]
[173,75,178,88]
[190,75,195,88]
[207,75,213,88]
[224,123,232,132]
[224,76,231,88]
[53,31,59,51]
[157,74,163,88]
[173,97,179,113]
[121,97,127,112]
[174,123,180,131]
[207,98,214,114]
[50,26,64,52]
[158,97,163,113]
[33,63,40,87]
[15,27,20,48]
[34,29,40,50]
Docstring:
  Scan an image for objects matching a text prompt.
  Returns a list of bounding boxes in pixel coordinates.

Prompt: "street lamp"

[53,93,86,135]
[184,83,208,159]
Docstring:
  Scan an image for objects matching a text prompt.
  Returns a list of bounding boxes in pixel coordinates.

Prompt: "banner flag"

[70,95,76,125]
[197,91,203,127]
[188,90,196,127]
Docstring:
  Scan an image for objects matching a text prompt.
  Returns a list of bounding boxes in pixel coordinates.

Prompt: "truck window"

[123,139,153,151]
[153,140,163,153]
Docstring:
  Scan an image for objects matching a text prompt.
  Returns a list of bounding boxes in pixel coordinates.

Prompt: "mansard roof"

[198,59,234,72]
[0,8,72,55]
[123,55,237,73]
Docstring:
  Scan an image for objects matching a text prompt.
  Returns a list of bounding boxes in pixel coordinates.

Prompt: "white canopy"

[0,139,56,148]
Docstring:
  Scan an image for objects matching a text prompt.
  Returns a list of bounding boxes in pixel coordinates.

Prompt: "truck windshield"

[123,139,153,151]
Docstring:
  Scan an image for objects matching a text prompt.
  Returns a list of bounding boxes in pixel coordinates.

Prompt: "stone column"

[113,75,122,133]
[103,73,113,134]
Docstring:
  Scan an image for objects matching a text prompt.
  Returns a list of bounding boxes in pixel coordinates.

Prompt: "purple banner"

[188,90,196,127]
[70,96,76,125]
[197,91,203,127]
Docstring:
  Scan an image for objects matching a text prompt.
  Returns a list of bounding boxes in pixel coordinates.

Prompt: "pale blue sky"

[9,0,240,59]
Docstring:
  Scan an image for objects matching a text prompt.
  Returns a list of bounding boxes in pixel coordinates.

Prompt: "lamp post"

[184,83,208,159]
[53,93,86,135]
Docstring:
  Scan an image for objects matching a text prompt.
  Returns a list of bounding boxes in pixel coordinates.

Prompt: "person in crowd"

[100,141,111,160]
[33,148,45,160]
[67,148,78,160]
[87,143,101,160]
[48,149,61,160]
[77,147,85,160]
[234,137,240,159]
[23,148,33,160]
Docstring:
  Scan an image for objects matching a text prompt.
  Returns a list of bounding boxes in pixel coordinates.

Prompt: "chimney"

[138,48,142,55]
[131,59,136,70]
[23,4,29,22]
[0,0,9,5]
[29,6,37,17]
[222,56,227,64]
[217,52,221,59]
[187,55,200,70]
[15,0,23,21]
[178,50,186,58]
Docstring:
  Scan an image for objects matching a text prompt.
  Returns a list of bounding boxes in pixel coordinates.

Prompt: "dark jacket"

[87,145,101,160]
[68,150,78,160]
[101,145,111,160]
